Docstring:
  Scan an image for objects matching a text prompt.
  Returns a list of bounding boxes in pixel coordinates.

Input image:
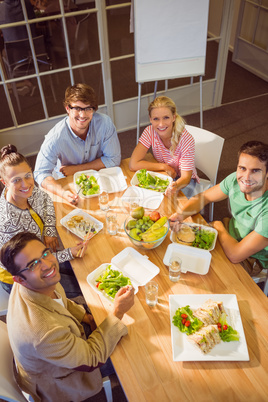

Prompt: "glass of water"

[99,191,109,211]
[145,281,158,307]
[169,257,182,282]
[106,210,118,235]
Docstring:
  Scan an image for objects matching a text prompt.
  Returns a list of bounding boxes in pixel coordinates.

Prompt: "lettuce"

[96,265,132,299]
[218,313,240,342]
[136,169,170,192]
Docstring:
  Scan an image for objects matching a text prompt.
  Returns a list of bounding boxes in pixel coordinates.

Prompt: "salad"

[136,169,170,192]
[95,265,132,299]
[192,227,215,250]
[76,173,100,196]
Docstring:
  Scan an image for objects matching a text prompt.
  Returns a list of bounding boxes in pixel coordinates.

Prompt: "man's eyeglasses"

[17,248,52,276]
[68,105,95,113]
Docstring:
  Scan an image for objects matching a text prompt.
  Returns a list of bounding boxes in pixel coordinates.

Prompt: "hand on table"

[113,286,135,320]
[59,164,79,177]
[44,236,59,252]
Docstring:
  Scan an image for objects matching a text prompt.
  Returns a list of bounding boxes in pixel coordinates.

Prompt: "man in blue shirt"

[34,83,121,205]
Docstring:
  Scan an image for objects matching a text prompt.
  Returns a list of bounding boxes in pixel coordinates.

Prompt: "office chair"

[185,125,225,221]
[253,270,268,296]
[2,35,57,112]
[0,285,9,316]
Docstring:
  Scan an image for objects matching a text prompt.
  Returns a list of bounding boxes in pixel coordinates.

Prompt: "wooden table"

[48,158,268,402]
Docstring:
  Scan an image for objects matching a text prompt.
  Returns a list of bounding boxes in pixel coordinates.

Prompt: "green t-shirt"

[220,172,268,269]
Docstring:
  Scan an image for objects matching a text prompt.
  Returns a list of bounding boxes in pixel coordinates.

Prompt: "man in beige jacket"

[1,232,134,402]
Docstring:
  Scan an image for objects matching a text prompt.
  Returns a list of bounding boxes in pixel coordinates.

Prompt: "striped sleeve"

[139,126,153,149]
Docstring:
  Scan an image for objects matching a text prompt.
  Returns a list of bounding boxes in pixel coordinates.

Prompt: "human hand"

[210,220,225,232]
[59,165,79,177]
[165,181,178,197]
[164,164,177,179]
[44,236,59,252]
[82,312,97,332]
[62,190,79,205]
[113,286,135,320]
[71,240,89,258]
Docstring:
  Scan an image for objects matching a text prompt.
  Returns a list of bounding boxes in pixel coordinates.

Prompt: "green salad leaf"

[218,313,240,342]
[192,228,215,250]
[76,174,100,196]
[172,305,203,335]
[96,265,132,299]
[136,169,170,192]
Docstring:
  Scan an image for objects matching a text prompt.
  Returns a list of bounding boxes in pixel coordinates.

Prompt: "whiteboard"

[134,0,210,83]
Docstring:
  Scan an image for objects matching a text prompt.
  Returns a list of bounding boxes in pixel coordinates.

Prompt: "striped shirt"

[139,125,200,182]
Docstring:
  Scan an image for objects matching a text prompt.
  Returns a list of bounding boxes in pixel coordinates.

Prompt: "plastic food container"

[60,209,103,240]
[74,167,127,198]
[87,247,160,302]
[170,223,218,252]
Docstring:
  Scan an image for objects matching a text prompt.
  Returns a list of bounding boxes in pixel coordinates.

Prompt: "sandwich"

[188,324,221,354]
[193,299,225,326]
[176,225,196,246]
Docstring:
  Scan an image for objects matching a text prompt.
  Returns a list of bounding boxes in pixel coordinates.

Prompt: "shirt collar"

[66,116,90,139]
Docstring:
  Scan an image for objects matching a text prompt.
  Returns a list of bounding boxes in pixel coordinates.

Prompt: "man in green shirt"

[170,141,268,276]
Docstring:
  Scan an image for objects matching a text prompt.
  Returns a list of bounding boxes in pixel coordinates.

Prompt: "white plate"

[60,209,103,240]
[87,247,160,303]
[74,167,127,198]
[131,170,173,192]
[169,294,249,361]
[170,222,218,252]
[121,186,164,210]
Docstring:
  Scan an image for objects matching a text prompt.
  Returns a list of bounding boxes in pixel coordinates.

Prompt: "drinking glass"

[145,281,158,307]
[106,210,118,235]
[169,257,182,282]
[99,191,109,211]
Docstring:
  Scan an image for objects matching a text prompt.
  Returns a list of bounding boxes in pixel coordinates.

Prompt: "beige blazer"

[7,283,128,402]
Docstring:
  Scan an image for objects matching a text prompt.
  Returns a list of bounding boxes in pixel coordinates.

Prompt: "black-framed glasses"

[68,105,95,113]
[17,248,52,276]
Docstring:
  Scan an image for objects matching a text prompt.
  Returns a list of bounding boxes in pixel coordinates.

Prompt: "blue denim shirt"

[34,112,121,185]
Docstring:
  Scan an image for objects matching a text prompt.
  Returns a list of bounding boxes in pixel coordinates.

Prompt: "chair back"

[0,285,9,316]
[185,125,225,187]
[75,13,90,55]
[4,35,50,73]
[0,320,28,401]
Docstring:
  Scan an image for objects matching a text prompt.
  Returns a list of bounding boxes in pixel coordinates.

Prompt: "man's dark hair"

[238,141,268,173]
[0,232,42,276]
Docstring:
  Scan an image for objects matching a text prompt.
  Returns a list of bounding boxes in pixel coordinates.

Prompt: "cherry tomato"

[223,325,228,330]
[182,318,186,325]
[96,282,100,288]
[181,314,188,318]
[185,320,191,327]
[218,327,222,332]
[217,323,222,328]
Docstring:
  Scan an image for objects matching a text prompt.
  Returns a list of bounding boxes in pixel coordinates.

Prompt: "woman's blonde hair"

[148,96,185,153]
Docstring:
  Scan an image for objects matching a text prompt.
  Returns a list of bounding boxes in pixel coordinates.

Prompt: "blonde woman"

[129,96,200,198]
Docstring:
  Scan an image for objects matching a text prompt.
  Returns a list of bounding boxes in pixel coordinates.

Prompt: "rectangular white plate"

[163,243,211,275]
[121,185,164,210]
[74,167,127,198]
[170,222,218,252]
[87,247,160,303]
[169,294,249,361]
[131,170,173,192]
[60,209,103,240]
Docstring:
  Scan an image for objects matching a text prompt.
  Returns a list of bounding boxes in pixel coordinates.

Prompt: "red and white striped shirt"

[139,125,200,182]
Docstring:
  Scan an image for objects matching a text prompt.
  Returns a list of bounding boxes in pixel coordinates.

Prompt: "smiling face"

[14,240,60,296]
[3,161,34,205]
[150,107,176,140]
[66,101,94,138]
[236,153,268,200]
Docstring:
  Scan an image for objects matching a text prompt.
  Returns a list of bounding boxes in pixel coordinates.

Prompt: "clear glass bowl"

[124,215,170,250]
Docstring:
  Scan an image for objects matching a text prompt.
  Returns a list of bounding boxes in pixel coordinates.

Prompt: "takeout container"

[164,223,218,275]
[60,209,103,240]
[121,170,173,210]
[170,223,218,252]
[74,167,127,198]
[86,247,160,302]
